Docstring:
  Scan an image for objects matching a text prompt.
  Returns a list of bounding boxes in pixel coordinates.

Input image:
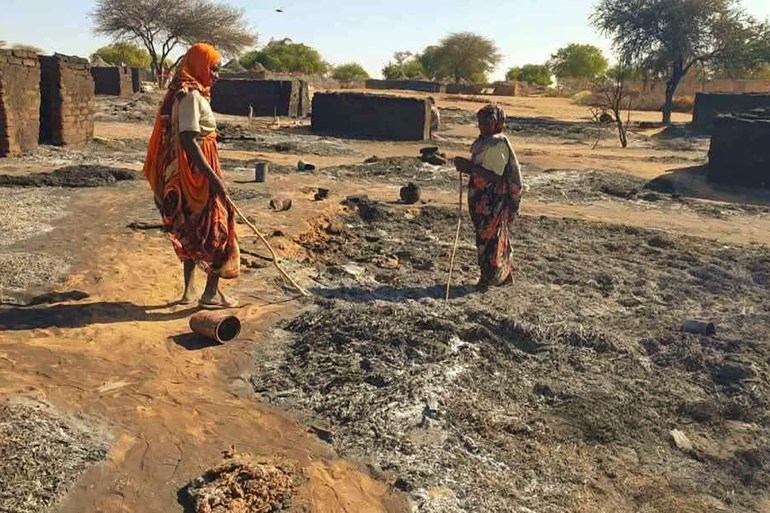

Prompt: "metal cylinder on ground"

[189,311,242,343]
[682,320,716,335]
[255,162,268,183]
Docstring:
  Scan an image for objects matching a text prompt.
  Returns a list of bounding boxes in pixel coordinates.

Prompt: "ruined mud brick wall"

[365,79,444,93]
[39,55,94,146]
[91,66,133,96]
[708,110,770,188]
[130,68,151,93]
[211,79,307,117]
[693,93,770,132]
[0,49,40,156]
[311,92,430,141]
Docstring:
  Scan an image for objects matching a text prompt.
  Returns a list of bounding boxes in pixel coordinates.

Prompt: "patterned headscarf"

[477,104,506,134]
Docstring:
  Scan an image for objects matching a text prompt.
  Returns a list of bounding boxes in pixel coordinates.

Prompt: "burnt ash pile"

[0,165,138,188]
[252,202,770,513]
[0,400,108,513]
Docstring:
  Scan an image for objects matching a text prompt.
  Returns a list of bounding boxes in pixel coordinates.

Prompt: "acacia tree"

[549,44,608,80]
[91,42,152,68]
[239,39,328,74]
[331,63,370,83]
[382,51,424,79]
[506,64,552,86]
[92,0,256,83]
[420,32,501,83]
[593,0,767,125]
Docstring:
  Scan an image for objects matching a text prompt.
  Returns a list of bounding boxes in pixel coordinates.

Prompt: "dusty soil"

[0,399,108,513]
[252,202,770,512]
[1,92,769,513]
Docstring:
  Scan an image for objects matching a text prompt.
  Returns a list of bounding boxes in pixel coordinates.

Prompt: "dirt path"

[0,185,406,513]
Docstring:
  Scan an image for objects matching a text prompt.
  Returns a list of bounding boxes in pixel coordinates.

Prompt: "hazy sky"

[2,0,770,80]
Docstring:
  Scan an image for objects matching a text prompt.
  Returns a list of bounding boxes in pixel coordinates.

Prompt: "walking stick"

[445,171,464,302]
[225,195,311,297]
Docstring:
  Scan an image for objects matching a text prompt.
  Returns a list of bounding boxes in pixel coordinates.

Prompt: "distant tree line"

[89,0,770,123]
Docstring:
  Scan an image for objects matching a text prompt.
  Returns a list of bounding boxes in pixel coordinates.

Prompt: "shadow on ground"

[0,301,196,330]
[647,165,770,206]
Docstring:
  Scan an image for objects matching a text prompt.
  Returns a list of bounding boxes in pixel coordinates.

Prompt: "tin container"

[682,320,716,336]
[255,162,269,183]
[189,311,242,343]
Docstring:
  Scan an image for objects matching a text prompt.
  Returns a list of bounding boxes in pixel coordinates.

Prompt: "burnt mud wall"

[311,92,430,140]
[0,49,40,156]
[91,66,133,96]
[693,92,770,132]
[365,79,444,93]
[39,54,95,146]
[211,79,307,117]
[130,68,150,93]
[708,110,770,188]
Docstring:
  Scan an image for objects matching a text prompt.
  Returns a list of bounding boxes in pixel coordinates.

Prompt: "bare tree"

[92,0,256,83]
[590,62,633,149]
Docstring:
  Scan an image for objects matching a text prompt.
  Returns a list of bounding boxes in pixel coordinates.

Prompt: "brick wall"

[693,92,770,133]
[39,54,95,146]
[311,92,430,141]
[211,79,308,117]
[708,110,770,188]
[365,79,445,93]
[91,66,133,96]
[0,49,41,156]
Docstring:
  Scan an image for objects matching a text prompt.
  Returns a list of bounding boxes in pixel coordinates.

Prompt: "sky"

[2,0,770,81]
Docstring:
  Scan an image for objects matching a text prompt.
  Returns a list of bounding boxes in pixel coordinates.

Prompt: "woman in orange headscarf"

[143,43,240,308]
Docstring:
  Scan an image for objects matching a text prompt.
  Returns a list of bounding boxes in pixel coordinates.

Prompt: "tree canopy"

[91,42,152,68]
[506,64,552,86]
[548,43,609,79]
[92,0,256,81]
[331,62,370,83]
[420,32,501,83]
[239,39,328,74]
[593,0,770,124]
[382,51,425,79]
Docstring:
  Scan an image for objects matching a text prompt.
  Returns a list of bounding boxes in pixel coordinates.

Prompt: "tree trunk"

[663,62,684,126]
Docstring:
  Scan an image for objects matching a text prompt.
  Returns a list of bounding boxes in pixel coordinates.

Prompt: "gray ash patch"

[0,399,108,513]
[252,203,770,512]
[321,157,457,189]
[217,123,359,156]
[0,165,138,188]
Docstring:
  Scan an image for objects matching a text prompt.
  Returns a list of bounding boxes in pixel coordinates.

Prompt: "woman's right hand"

[208,172,227,197]
[454,156,471,174]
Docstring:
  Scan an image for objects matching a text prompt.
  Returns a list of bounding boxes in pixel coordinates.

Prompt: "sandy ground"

[0,93,768,513]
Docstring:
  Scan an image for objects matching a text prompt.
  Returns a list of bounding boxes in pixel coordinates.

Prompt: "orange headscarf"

[143,43,221,199]
[169,43,221,99]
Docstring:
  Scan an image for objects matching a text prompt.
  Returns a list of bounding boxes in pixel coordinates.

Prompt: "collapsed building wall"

[39,54,94,146]
[130,68,151,93]
[0,49,40,156]
[211,79,308,117]
[693,92,770,132]
[311,92,430,141]
[708,110,770,188]
[91,66,133,96]
[365,79,444,94]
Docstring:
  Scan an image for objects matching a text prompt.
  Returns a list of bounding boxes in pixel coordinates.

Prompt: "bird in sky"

[275,9,284,12]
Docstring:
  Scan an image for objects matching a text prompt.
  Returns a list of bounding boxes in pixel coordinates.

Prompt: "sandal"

[198,291,239,310]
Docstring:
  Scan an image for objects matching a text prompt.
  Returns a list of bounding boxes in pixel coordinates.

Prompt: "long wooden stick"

[226,196,311,297]
[445,172,464,302]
